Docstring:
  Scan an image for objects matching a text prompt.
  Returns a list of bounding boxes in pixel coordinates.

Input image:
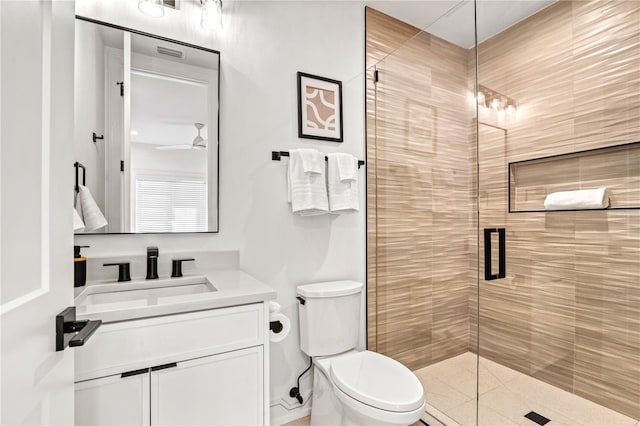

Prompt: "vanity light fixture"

[478,85,517,113]
[201,0,222,30]
[139,0,164,18]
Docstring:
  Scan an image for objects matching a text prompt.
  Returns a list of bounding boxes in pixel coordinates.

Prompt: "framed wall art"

[297,72,343,142]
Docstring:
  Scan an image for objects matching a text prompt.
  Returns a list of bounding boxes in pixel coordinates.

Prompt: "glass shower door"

[365,4,479,424]
[476,1,640,424]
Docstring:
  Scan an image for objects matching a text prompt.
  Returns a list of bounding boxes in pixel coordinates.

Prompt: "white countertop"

[74,269,276,323]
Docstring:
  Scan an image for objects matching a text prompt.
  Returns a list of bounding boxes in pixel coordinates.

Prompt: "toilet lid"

[330,351,425,413]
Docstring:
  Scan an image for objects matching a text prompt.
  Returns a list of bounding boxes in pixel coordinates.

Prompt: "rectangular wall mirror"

[74,17,219,234]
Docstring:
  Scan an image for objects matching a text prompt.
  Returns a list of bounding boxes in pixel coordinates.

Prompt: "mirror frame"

[74,15,221,235]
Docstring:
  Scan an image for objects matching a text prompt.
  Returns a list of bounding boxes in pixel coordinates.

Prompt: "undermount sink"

[75,276,217,314]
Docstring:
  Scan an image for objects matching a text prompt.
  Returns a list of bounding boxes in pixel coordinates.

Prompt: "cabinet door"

[151,346,263,426]
[75,373,150,426]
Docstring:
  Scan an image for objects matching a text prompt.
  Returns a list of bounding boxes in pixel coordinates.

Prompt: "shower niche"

[508,141,640,212]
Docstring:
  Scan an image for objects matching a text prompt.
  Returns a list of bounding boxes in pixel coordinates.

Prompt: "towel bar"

[74,162,86,193]
[271,151,365,168]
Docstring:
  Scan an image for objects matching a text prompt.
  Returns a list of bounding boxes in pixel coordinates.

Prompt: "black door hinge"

[374,69,379,83]
[120,160,124,172]
[116,82,124,96]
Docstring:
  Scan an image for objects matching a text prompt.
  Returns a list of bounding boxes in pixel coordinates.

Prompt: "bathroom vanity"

[73,266,275,425]
[70,14,278,425]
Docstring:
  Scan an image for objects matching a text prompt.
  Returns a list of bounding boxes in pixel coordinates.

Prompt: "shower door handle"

[484,228,506,281]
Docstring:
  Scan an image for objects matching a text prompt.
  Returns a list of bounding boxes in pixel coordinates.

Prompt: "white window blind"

[135,176,208,233]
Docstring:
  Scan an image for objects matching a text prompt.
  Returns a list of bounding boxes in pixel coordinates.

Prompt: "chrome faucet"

[146,246,159,280]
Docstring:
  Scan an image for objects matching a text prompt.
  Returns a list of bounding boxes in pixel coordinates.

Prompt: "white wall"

[74,1,366,424]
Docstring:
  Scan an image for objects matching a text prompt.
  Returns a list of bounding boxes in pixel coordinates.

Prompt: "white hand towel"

[327,153,359,214]
[544,187,609,210]
[73,208,85,233]
[287,149,328,216]
[298,149,324,174]
[76,185,108,231]
[334,153,357,182]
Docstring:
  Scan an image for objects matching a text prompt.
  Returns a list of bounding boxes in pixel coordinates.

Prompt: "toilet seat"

[330,351,425,413]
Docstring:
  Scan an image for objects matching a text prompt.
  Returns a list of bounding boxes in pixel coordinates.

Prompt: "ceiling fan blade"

[155,144,194,150]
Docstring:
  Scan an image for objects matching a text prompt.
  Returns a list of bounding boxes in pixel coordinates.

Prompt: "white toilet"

[297,280,425,426]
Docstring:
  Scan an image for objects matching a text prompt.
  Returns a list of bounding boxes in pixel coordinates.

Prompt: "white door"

[1,1,76,425]
[150,347,264,426]
[75,373,150,426]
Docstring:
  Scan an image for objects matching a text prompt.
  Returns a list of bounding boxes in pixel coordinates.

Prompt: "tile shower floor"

[414,352,640,426]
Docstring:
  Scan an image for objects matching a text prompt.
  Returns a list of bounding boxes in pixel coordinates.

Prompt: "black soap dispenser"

[74,245,89,287]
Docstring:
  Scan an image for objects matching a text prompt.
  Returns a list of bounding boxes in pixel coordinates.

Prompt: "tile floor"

[282,415,426,426]
[282,352,639,425]
[282,416,311,426]
[414,352,640,426]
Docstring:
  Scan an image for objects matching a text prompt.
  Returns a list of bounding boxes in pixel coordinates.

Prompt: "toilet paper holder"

[270,320,284,334]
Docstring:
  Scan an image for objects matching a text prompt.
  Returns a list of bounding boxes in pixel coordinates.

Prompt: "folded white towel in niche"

[73,208,85,233]
[544,187,609,210]
[76,185,108,231]
[327,153,359,214]
[287,149,328,215]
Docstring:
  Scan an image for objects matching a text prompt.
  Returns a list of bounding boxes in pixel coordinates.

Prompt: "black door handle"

[484,228,506,281]
[69,319,102,347]
[56,307,102,351]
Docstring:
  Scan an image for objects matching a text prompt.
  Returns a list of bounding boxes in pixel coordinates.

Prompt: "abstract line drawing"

[297,72,343,142]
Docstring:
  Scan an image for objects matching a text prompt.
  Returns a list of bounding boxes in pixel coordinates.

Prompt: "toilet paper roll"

[270,313,290,343]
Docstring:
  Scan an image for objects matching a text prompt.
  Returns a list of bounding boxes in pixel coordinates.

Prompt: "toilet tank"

[297,280,363,357]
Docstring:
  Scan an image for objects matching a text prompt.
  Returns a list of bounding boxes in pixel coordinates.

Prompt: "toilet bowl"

[310,351,425,426]
[296,281,425,426]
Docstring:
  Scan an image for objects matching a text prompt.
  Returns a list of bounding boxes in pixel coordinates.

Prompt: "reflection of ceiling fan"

[156,123,207,150]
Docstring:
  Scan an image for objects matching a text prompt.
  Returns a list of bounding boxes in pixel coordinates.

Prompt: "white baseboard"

[270,391,312,426]
[272,406,311,426]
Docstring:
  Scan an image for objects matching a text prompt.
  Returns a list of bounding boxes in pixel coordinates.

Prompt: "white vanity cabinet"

[76,372,150,426]
[74,302,269,426]
[150,346,263,425]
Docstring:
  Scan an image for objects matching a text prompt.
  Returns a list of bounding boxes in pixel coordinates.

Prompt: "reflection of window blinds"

[135,177,207,233]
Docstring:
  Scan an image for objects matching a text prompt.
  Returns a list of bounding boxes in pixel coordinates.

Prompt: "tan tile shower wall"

[365,8,476,371]
[476,1,640,419]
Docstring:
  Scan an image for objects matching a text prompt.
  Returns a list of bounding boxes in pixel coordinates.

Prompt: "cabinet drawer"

[75,303,264,381]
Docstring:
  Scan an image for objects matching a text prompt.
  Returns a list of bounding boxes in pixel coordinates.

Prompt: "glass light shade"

[201,0,222,30]
[477,91,485,106]
[139,0,164,18]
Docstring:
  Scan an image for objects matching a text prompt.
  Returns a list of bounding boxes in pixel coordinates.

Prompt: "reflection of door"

[128,48,218,232]
[105,45,125,232]
[1,1,75,424]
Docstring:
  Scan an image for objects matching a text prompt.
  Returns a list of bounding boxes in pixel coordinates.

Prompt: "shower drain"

[524,411,551,425]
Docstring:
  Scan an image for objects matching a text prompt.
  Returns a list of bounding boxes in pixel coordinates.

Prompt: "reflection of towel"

[544,187,609,210]
[287,149,328,215]
[76,185,108,231]
[73,208,85,233]
[327,153,359,214]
